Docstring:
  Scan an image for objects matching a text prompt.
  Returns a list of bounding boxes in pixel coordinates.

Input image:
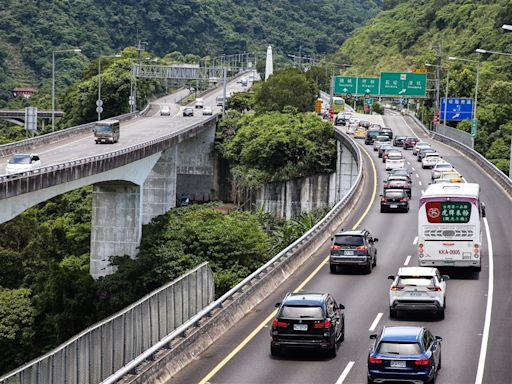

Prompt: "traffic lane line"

[419,181,422,186]
[197,142,379,384]
[335,361,355,384]
[369,312,383,332]
[413,236,418,245]
[404,255,411,266]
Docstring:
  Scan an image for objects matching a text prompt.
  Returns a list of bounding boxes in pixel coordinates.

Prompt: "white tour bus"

[418,183,485,271]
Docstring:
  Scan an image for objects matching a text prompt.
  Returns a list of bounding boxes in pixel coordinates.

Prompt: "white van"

[195,98,204,108]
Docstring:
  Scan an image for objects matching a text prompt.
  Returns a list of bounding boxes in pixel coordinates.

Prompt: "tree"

[255,68,318,113]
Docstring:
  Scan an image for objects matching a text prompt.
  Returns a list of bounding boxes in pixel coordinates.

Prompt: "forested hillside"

[0,0,381,106]
[333,0,512,172]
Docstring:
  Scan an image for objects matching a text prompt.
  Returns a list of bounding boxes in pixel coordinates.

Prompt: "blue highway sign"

[440,97,473,121]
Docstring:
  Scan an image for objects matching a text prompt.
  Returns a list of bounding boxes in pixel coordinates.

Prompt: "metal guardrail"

[406,113,512,195]
[0,263,214,384]
[102,129,364,384]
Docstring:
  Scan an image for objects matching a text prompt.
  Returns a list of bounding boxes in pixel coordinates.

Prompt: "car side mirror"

[338,304,345,310]
[275,303,280,308]
[331,237,334,242]
[379,194,383,197]
[369,334,377,340]
[435,336,443,341]
[373,238,379,242]
[387,275,395,280]
[442,275,450,281]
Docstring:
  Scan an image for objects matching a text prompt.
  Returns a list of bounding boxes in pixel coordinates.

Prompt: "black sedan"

[380,189,409,213]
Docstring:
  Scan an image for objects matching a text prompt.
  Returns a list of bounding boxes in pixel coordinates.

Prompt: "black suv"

[329,230,378,273]
[270,292,345,357]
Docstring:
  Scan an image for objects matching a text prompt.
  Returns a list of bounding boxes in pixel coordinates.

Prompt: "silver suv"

[388,267,449,319]
[329,230,378,274]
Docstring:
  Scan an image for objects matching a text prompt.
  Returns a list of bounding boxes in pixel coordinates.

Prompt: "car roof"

[283,292,327,306]
[397,266,438,276]
[381,326,424,342]
[334,229,367,236]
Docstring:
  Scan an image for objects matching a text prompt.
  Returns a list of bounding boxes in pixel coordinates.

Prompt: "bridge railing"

[102,129,364,384]
[407,113,512,195]
[0,262,214,384]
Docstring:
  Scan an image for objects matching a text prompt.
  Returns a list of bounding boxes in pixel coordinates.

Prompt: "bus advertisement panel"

[418,183,483,271]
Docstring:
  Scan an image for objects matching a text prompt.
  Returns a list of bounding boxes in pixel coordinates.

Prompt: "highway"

[0,75,252,175]
[168,112,511,384]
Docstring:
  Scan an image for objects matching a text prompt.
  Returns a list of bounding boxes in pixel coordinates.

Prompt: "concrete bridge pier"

[90,181,143,278]
[142,144,178,224]
[176,123,216,201]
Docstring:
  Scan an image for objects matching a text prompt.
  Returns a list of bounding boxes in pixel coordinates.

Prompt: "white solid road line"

[475,218,494,384]
[369,312,383,332]
[419,181,422,186]
[413,236,418,245]
[335,361,355,384]
[404,255,411,266]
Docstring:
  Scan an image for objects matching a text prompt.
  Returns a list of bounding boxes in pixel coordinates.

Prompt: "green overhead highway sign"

[379,72,427,97]
[334,76,357,95]
[357,77,380,95]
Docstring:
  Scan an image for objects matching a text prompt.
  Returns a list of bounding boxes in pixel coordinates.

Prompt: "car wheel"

[339,320,345,342]
[270,345,281,356]
[330,264,337,274]
[366,261,372,274]
[372,254,377,267]
[380,207,385,213]
[389,308,397,318]
[438,351,442,370]
[438,307,445,320]
[367,376,375,384]
[422,164,426,169]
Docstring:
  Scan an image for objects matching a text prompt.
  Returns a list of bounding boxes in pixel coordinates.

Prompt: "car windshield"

[280,305,324,319]
[378,342,421,355]
[398,276,435,286]
[385,190,405,198]
[435,164,451,170]
[8,155,31,164]
[388,155,403,160]
[334,235,364,246]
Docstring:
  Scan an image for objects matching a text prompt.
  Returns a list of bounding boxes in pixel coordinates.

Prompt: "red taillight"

[369,356,383,364]
[331,245,342,250]
[356,245,368,251]
[381,197,387,202]
[390,284,404,291]
[272,319,288,328]
[473,244,480,254]
[314,319,331,328]
[427,286,442,291]
[415,358,430,366]
[418,244,424,253]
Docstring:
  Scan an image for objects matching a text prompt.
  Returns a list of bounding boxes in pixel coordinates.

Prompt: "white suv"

[421,152,441,169]
[388,267,449,319]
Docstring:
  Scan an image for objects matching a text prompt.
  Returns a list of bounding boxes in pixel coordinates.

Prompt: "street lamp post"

[51,48,81,131]
[448,56,480,137]
[426,62,450,130]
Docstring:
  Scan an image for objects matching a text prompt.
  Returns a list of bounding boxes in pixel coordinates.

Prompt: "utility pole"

[434,44,442,132]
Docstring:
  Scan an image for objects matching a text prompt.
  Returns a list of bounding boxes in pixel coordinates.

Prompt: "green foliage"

[0,288,36,369]
[221,112,336,187]
[255,68,318,113]
[226,91,255,112]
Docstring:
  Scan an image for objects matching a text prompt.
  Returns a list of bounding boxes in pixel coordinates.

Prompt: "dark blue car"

[368,326,442,384]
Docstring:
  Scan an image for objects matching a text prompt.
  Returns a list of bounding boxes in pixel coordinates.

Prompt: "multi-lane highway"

[0,76,251,174]
[168,112,511,384]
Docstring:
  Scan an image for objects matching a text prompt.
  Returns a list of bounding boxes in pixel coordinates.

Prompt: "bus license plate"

[390,360,406,368]
[293,324,307,331]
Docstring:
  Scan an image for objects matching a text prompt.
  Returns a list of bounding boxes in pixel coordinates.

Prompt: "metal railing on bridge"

[0,263,214,384]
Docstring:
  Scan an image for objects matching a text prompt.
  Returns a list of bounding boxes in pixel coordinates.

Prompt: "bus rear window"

[425,201,471,223]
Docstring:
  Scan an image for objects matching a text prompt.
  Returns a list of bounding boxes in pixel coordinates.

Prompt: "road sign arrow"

[452,113,460,119]
[398,89,407,95]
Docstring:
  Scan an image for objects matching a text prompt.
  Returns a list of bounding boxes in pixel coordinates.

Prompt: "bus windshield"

[95,124,114,132]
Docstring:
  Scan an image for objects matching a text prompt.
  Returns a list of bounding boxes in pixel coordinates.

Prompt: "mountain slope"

[0,0,382,106]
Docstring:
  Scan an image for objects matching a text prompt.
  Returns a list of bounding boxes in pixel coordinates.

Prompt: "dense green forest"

[333,0,512,172]
[0,0,382,107]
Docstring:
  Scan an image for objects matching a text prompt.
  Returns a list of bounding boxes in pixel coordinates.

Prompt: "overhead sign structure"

[379,72,427,97]
[358,77,380,96]
[440,97,473,121]
[334,76,357,95]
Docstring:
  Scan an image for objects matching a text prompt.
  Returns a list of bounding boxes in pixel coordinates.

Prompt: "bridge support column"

[176,122,216,201]
[336,141,357,199]
[90,181,142,279]
[142,144,178,224]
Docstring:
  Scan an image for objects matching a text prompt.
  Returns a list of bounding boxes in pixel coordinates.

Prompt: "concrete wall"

[253,173,336,220]
[176,123,216,201]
